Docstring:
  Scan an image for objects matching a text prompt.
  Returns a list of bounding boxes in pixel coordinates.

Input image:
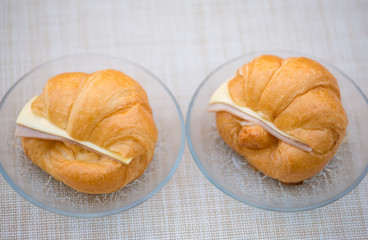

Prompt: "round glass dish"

[0,54,185,217]
[187,50,368,212]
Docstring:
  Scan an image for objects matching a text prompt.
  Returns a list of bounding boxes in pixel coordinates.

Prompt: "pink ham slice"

[16,124,66,141]
[15,124,121,161]
[207,103,313,152]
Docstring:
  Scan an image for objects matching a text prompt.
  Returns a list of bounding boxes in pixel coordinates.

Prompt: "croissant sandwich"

[15,69,158,194]
[208,55,348,184]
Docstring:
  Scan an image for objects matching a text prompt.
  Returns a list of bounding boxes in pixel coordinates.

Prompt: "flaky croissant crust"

[216,55,348,183]
[21,69,158,193]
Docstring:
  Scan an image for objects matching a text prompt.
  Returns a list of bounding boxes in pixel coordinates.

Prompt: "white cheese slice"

[208,80,313,152]
[16,96,133,164]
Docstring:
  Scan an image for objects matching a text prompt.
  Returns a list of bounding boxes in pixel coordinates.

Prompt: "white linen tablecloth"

[1,0,367,239]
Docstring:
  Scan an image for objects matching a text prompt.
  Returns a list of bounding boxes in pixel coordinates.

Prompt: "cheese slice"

[208,80,313,152]
[16,96,133,164]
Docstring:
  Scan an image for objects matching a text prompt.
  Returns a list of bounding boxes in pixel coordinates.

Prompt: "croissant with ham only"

[208,55,348,184]
[16,69,158,194]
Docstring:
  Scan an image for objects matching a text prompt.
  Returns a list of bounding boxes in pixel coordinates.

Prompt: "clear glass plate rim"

[186,50,368,212]
[0,54,186,218]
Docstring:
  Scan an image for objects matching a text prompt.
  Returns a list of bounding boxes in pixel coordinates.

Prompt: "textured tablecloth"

[1,0,368,239]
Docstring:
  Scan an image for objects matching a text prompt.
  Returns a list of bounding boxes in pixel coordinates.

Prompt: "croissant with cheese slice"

[209,55,348,184]
[16,69,158,194]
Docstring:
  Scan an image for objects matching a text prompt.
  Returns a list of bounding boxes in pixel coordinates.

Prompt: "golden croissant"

[210,55,348,184]
[18,69,158,194]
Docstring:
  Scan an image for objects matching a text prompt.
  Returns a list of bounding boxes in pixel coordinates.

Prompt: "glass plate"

[187,50,368,212]
[0,54,185,217]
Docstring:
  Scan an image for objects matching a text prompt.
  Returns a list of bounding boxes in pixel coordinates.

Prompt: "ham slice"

[15,124,122,161]
[207,103,313,152]
[16,124,66,141]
